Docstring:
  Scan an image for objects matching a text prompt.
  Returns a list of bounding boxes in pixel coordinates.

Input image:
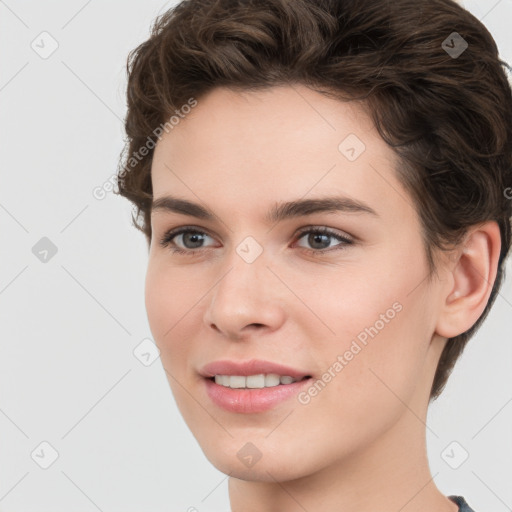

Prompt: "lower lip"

[203,377,313,413]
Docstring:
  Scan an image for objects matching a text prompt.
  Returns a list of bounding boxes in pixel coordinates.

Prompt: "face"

[146,85,446,481]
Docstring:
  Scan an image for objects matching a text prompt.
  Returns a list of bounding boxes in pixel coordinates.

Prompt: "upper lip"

[199,359,311,379]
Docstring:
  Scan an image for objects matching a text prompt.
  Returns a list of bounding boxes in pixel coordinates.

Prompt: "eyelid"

[292,226,354,254]
[158,225,218,249]
[294,225,354,241]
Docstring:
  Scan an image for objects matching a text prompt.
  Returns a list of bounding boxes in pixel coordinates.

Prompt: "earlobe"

[435,221,501,339]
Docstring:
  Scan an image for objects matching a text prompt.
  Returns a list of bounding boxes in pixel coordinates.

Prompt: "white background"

[0,1,511,511]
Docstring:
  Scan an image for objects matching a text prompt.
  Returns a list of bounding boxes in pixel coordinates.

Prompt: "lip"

[199,359,313,414]
[203,376,313,413]
[199,359,311,380]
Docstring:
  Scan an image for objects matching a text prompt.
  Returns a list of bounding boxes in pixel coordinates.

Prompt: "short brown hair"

[115,0,512,401]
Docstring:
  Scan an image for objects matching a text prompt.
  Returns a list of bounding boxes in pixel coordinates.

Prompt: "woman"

[115,0,512,510]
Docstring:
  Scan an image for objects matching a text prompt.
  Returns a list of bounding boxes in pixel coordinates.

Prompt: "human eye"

[158,225,354,257]
[293,226,354,254]
[159,226,217,255]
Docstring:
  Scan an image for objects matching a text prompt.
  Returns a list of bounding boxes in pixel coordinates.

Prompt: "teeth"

[265,374,281,387]
[229,375,246,388]
[213,373,300,389]
[247,374,265,388]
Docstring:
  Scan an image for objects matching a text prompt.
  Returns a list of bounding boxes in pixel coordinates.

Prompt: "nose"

[202,247,287,340]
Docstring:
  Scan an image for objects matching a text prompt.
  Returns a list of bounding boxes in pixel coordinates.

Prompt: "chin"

[208,454,310,483]
[197,435,315,482]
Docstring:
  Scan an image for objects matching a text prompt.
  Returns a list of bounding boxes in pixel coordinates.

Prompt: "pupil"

[184,232,203,248]
[309,233,329,249]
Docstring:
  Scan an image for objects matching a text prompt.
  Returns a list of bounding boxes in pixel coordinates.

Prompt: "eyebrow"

[151,194,379,223]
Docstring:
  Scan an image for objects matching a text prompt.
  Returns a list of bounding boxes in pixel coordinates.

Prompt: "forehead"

[150,85,414,224]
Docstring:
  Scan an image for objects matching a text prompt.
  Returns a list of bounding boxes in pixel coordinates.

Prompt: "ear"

[435,221,502,339]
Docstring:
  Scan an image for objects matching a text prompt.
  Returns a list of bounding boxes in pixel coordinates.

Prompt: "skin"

[145,85,501,512]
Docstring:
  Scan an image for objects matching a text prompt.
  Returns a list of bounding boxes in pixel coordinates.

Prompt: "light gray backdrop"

[1,1,511,511]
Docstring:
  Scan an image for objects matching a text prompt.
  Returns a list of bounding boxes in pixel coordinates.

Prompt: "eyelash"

[158,225,354,256]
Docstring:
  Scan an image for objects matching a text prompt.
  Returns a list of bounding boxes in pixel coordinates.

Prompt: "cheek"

[145,264,171,341]
[144,262,205,419]
[144,261,197,362]
[305,260,434,409]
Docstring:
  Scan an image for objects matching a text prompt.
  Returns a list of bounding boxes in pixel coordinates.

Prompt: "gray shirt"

[449,495,477,512]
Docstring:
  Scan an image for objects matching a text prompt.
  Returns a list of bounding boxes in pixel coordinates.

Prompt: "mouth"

[202,374,314,413]
[199,359,314,412]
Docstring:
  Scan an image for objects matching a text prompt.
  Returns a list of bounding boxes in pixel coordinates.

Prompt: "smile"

[203,375,313,413]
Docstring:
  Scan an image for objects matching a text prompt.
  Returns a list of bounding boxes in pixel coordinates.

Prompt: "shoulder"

[449,495,478,512]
